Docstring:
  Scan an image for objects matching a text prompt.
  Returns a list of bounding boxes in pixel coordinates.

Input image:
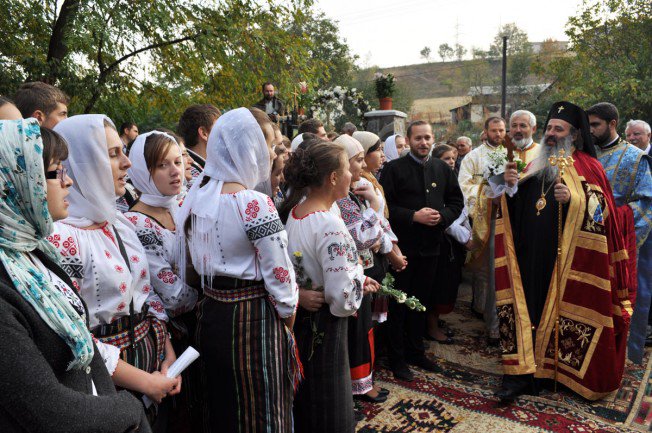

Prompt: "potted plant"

[374,72,395,110]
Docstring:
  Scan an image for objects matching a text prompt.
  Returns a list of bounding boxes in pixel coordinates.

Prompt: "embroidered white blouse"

[356,177,398,254]
[286,208,365,317]
[187,190,298,318]
[48,221,168,329]
[124,212,198,317]
[30,253,121,378]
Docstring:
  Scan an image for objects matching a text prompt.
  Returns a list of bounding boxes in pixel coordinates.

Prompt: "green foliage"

[540,0,651,121]
[420,46,432,61]
[0,0,358,128]
[438,43,454,62]
[374,72,395,99]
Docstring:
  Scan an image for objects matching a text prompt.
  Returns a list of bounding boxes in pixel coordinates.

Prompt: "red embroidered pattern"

[157,270,175,284]
[72,281,80,291]
[130,255,140,263]
[126,215,138,225]
[119,282,127,293]
[143,284,151,294]
[266,196,276,213]
[245,200,260,221]
[47,234,61,248]
[144,218,153,229]
[140,269,147,279]
[117,301,126,312]
[104,250,112,259]
[273,267,290,283]
[150,301,165,313]
[115,265,124,273]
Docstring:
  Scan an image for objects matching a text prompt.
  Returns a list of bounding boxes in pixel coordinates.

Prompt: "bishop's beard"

[534,134,574,183]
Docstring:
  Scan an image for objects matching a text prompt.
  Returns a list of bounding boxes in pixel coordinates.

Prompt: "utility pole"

[501,35,508,119]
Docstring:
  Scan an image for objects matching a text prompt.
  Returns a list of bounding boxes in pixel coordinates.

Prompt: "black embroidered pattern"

[326,242,357,264]
[544,316,597,370]
[497,304,518,355]
[246,218,284,241]
[60,256,84,279]
[136,229,163,250]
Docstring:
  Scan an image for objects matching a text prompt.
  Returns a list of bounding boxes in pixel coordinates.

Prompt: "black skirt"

[294,305,355,433]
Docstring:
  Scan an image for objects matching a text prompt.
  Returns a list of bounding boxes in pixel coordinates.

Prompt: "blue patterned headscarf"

[0,119,94,370]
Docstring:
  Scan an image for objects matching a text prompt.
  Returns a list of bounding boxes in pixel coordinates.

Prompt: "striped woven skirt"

[94,308,166,373]
[294,305,355,433]
[195,282,293,433]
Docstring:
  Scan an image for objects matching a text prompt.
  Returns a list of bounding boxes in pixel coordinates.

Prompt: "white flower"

[397,293,407,303]
[351,88,357,93]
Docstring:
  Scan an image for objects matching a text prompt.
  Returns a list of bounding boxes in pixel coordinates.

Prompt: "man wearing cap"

[494,101,631,402]
[380,120,464,381]
[586,102,652,364]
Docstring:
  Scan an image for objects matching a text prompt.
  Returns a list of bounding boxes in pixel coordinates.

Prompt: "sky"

[315,0,585,68]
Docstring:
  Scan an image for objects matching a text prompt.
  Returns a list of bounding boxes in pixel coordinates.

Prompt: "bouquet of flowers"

[379,273,426,312]
[483,145,527,180]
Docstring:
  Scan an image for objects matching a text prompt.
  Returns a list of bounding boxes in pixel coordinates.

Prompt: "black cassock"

[506,174,568,327]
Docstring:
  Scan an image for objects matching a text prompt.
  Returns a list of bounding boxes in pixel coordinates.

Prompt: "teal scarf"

[0,119,94,370]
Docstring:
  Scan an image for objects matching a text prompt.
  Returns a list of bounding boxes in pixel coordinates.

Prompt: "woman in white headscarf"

[50,115,181,421]
[382,134,407,163]
[175,107,299,433]
[0,119,150,433]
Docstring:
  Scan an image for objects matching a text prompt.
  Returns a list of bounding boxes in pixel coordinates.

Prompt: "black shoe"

[354,409,365,422]
[392,364,414,381]
[354,392,388,403]
[424,333,454,344]
[487,337,500,347]
[438,319,447,328]
[407,356,438,373]
[378,387,390,397]
[494,375,538,403]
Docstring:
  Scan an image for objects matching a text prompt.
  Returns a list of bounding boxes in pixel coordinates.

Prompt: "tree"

[0,0,338,126]
[438,43,454,62]
[454,44,467,61]
[420,46,432,62]
[539,0,651,121]
[487,23,534,87]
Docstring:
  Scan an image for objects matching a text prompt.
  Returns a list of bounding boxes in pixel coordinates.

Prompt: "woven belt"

[97,318,151,350]
[204,284,267,303]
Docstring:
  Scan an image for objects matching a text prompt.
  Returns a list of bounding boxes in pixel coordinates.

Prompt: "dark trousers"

[387,254,439,367]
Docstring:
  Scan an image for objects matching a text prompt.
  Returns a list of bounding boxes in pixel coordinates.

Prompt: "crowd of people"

[0,80,650,433]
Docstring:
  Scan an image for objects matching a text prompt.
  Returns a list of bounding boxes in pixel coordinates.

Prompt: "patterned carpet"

[357,289,652,432]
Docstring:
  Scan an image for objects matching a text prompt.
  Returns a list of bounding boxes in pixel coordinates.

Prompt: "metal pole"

[501,35,508,118]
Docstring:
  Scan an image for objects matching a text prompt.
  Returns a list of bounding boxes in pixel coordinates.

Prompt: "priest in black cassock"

[380,120,464,381]
[494,102,631,402]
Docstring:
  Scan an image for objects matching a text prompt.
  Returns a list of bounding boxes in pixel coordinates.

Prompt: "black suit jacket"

[380,155,464,257]
[0,249,150,433]
[253,97,285,115]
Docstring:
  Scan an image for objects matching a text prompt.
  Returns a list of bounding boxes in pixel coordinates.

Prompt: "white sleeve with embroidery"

[318,221,365,317]
[239,193,298,318]
[126,215,197,317]
[338,198,384,251]
[47,223,84,292]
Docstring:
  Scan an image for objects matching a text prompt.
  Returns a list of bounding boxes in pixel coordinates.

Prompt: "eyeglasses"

[45,167,68,186]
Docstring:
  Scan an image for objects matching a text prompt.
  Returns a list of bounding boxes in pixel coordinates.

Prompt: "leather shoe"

[487,337,500,347]
[407,356,438,373]
[378,387,390,397]
[354,392,388,403]
[392,364,414,381]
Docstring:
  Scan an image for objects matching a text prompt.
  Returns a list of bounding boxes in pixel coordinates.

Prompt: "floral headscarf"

[0,119,94,370]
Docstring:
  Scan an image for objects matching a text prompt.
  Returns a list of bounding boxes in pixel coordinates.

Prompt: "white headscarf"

[174,108,271,281]
[384,134,402,161]
[127,131,183,213]
[291,133,307,152]
[54,115,119,226]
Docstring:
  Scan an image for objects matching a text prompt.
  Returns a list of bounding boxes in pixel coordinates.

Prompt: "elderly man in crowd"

[626,119,651,154]
[455,136,472,173]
